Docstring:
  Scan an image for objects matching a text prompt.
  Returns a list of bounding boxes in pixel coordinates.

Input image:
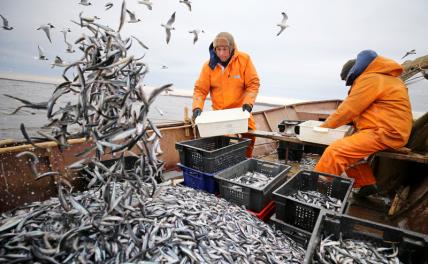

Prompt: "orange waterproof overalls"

[315,56,412,187]
[193,47,260,157]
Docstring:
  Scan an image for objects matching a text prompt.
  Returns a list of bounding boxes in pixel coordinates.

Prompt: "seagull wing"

[165,28,171,44]
[55,56,63,64]
[65,41,75,52]
[126,9,136,20]
[0,14,9,27]
[167,12,176,26]
[189,31,198,44]
[277,27,285,36]
[42,26,52,43]
[105,3,113,10]
[281,12,288,24]
[185,2,191,11]
[38,45,45,58]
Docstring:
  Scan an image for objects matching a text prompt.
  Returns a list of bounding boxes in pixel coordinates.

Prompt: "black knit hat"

[340,59,356,81]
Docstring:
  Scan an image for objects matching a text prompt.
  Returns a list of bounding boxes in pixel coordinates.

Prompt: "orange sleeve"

[192,63,210,110]
[243,56,260,106]
[323,75,381,128]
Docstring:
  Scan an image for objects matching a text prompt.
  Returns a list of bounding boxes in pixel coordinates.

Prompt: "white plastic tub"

[195,108,250,137]
[296,120,352,145]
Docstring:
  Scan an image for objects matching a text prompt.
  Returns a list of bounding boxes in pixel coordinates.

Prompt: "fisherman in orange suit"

[315,50,413,197]
[192,32,260,157]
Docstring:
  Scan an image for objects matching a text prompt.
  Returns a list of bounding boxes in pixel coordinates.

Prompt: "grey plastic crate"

[304,212,428,264]
[269,213,312,249]
[273,170,353,232]
[215,159,291,212]
[175,136,251,173]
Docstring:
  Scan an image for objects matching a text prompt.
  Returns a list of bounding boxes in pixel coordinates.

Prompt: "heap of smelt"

[230,171,273,189]
[2,1,306,262]
[314,234,400,264]
[0,183,305,263]
[290,191,342,212]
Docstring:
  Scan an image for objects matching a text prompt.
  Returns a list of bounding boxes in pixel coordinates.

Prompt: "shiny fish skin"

[0,184,305,263]
[290,190,342,212]
[314,233,401,264]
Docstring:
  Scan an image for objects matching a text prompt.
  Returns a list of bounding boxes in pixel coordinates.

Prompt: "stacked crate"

[175,136,250,194]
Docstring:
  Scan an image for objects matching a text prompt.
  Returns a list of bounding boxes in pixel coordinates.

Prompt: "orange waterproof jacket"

[323,55,412,148]
[192,46,260,129]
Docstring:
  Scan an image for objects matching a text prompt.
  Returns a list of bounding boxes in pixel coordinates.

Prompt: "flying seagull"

[188,29,204,44]
[1,14,13,30]
[179,0,192,12]
[105,2,113,10]
[36,45,48,60]
[138,0,153,10]
[65,41,75,53]
[37,23,55,43]
[401,49,416,59]
[276,12,289,36]
[60,27,71,42]
[126,9,141,23]
[161,12,176,44]
[51,56,68,68]
[79,0,92,6]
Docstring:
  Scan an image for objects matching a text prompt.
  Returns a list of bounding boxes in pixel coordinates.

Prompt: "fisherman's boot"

[354,184,378,198]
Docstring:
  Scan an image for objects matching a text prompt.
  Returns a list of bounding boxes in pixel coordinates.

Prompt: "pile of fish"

[0,183,305,263]
[290,190,342,212]
[230,171,274,189]
[314,234,400,264]
[1,2,307,263]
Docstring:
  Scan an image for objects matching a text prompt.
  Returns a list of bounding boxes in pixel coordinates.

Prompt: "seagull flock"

[0,1,297,70]
[0,2,418,68]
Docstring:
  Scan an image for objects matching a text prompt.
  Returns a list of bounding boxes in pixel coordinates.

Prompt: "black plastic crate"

[175,136,251,173]
[273,170,353,232]
[269,213,313,249]
[215,159,290,212]
[304,212,428,264]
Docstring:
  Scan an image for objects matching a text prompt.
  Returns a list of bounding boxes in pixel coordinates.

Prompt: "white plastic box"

[195,108,250,137]
[296,120,352,145]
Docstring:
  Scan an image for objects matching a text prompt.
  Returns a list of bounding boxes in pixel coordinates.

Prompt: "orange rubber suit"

[315,52,412,188]
[192,40,260,157]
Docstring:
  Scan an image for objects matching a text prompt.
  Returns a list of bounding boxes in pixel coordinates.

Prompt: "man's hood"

[346,50,403,86]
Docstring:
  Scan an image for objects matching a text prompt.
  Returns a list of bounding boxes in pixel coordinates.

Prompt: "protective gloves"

[192,108,202,120]
[242,104,252,113]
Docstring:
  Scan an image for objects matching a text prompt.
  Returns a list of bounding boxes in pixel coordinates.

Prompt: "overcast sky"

[0,0,427,103]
